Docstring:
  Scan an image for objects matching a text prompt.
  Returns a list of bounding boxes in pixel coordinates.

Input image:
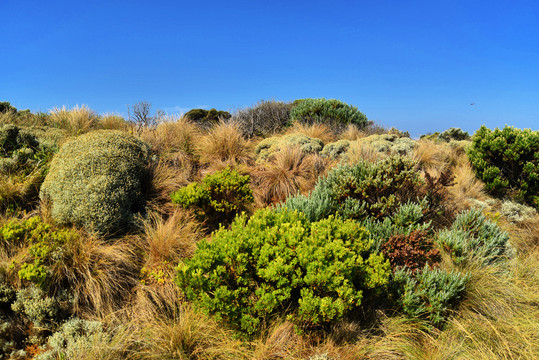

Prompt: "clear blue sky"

[1,0,538,136]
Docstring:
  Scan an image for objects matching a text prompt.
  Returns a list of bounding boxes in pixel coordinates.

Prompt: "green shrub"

[357,133,416,156]
[283,156,424,222]
[255,134,324,161]
[176,208,390,335]
[436,208,510,265]
[320,140,350,159]
[392,266,469,327]
[11,286,58,328]
[500,199,537,223]
[185,108,231,128]
[289,98,368,130]
[438,127,470,142]
[232,100,292,138]
[36,318,111,360]
[467,125,539,207]
[171,166,254,230]
[40,130,151,235]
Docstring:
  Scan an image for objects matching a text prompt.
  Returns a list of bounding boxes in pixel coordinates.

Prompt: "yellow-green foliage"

[357,133,417,156]
[176,208,390,336]
[171,166,253,230]
[320,140,350,159]
[40,130,151,235]
[255,133,324,161]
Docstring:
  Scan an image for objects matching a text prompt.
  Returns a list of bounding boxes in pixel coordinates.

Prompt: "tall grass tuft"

[286,122,336,144]
[196,120,250,165]
[49,105,99,136]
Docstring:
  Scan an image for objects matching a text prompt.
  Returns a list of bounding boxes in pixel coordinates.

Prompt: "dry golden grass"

[146,160,191,215]
[340,124,366,141]
[133,303,248,360]
[140,115,200,157]
[413,139,452,172]
[49,105,99,136]
[140,210,199,268]
[345,139,382,164]
[286,122,336,144]
[98,113,130,131]
[251,146,329,206]
[0,171,43,214]
[197,120,251,165]
[447,161,486,211]
[48,233,140,317]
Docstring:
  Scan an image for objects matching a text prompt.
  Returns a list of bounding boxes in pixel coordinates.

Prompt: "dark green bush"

[283,156,424,222]
[185,108,231,128]
[176,208,391,335]
[289,98,368,130]
[171,166,254,230]
[467,125,539,207]
[436,208,510,266]
[438,127,470,142]
[232,100,292,138]
[392,266,469,328]
[40,130,151,236]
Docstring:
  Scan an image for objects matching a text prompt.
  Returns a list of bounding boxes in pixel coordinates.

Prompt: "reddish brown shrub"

[381,230,441,274]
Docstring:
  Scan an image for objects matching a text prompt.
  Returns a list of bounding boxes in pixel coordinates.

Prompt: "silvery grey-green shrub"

[40,130,151,235]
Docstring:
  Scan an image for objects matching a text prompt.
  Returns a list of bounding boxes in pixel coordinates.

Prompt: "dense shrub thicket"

[184,108,231,128]
[176,208,391,335]
[255,133,324,161]
[40,130,151,235]
[171,166,254,230]
[468,125,539,207]
[289,98,368,130]
[283,156,423,222]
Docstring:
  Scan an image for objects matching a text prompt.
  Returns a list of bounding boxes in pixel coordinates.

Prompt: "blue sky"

[1,0,538,136]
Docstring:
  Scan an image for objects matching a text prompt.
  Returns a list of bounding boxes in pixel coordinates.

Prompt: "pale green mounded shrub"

[254,133,324,161]
[392,265,469,327]
[436,208,510,265]
[36,318,111,360]
[320,139,350,159]
[40,130,151,235]
[282,156,423,222]
[357,133,417,156]
[501,199,537,223]
[176,208,391,336]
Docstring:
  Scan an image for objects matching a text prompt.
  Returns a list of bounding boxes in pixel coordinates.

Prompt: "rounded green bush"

[467,125,539,207]
[289,98,368,130]
[176,208,390,335]
[254,133,324,161]
[40,130,151,235]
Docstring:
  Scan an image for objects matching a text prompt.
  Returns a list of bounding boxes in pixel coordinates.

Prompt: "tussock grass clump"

[40,130,151,236]
[97,114,130,131]
[251,146,329,206]
[49,105,99,136]
[286,122,336,144]
[196,120,250,165]
[140,114,199,157]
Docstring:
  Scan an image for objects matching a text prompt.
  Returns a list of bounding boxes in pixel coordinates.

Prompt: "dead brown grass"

[345,140,382,164]
[140,115,200,157]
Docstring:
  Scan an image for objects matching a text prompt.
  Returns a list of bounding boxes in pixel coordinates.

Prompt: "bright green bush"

[467,125,539,207]
[40,130,151,235]
[393,266,469,327]
[176,208,390,335]
[436,208,509,265]
[1,217,78,289]
[171,166,254,230]
[289,98,368,130]
[283,156,423,222]
[254,133,324,161]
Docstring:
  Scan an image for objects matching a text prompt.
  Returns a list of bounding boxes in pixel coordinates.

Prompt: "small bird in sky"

[470,103,476,106]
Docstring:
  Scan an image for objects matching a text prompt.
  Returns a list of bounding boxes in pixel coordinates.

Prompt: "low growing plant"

[289,98,368,130]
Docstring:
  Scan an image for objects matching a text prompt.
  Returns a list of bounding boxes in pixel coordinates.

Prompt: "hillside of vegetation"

[0,99,537,359]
